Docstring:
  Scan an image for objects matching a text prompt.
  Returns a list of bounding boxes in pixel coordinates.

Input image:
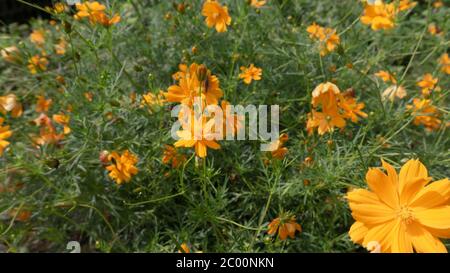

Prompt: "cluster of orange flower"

[360,0,416,31]
[164,63,242,159]
[32,96,71,146]
[306,82,367,135]
[74,1,121,27]
[306,23,340,56]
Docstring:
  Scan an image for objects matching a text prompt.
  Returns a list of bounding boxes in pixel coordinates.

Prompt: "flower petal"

[407,222,447,253]
[349,221,368,244]
[366,168,399,209]
[415,206,450,230]
[410,178,450,209]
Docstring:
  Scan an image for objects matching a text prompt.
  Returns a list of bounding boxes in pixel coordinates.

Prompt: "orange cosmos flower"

[375,70,397,84]
[28,55,49,74]
[74,1,106,20]
[339,94,368,123]
[406,98,441,131]
[36,96,52,113]
[268,214,302,240]
[1,46,20,63]
[52,113,71,135]
[174,114,221,158]
[162,145,187,168]
[0,94,23,117]
[165,63,223,106]
[438,53,450,75]
[202,0,232,33]
[140,91,166,110]
[307,82,367,135]
[360,1,396,31]
[416,73,438,96]
[267,133,289,160]
[0,118,12,156]
[428,23,442,36]
[250,0,266,8]
[239,64,262,85]
[347,159,450,253]
[307,109,346,135]
[93,11,121,27]
[30,29,45,46]
[33,113,65,146]
[382,85,407,101]
[306,23,340,56]
[106,150,139,185]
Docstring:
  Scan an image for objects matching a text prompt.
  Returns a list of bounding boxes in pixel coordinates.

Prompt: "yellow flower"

[36,95,52,113]
[52,113,71,135]
[140,91,166,110]
[406,98,441,131]
[267,133,289,160]
[1,46,20,63]
[0,118,12,156]
[438,53,450,75]
[306,23,340,56]
[347,159,450,253]
[27,55,49,74]
[381,85,407,101]
[239,64,262,84]
[106,150,139,185]
[0,94,23,117]
[30,29,45,46]
[202,0,232,33]
[375,70,397,84]
[416,73,438,96]
[268,214,302,240]
[360,1,396,31]
[162,145,186,168]
[250,0,266,8]
[174,114,221,158]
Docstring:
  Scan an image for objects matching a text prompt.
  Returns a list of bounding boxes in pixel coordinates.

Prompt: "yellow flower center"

[396,206,414,224]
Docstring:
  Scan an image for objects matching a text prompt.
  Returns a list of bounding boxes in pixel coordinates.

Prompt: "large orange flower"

[202,0,232,33]
[347,159,450,253]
